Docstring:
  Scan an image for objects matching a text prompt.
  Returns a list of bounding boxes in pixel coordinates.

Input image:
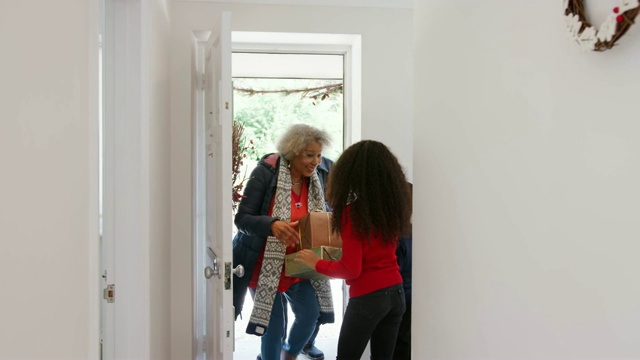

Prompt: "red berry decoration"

[565,0,640,51]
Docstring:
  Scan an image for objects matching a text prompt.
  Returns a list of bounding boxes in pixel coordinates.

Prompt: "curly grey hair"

[276,124,332,161]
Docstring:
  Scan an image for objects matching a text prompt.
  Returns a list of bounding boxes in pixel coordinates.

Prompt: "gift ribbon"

[325,212,333,246]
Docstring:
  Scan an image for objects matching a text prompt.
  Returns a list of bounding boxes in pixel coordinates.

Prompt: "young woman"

[295,140,412,360]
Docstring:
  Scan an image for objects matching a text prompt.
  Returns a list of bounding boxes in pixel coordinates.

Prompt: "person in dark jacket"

[393,182,412,360]
[392,232,412,360]
[232,124,335,360]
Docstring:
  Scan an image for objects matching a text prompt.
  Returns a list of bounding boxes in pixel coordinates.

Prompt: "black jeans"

[337,284,405,360]
[392,303,411,360]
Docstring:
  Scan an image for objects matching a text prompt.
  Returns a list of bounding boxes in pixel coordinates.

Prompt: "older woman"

[232,124,335,360]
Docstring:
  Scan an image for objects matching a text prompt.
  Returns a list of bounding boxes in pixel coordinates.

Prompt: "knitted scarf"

[246,158,335,336]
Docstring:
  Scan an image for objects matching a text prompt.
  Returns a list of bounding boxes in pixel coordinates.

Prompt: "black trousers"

[392,303,411,360]
[337,284,405,360]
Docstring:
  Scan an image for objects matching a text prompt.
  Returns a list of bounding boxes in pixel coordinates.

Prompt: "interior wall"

[169,3,413,358]
[414,1,640,358]
[0,0,99,358]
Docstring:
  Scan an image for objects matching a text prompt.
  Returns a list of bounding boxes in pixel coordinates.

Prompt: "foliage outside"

[231,78,344,209]
[233,78,343,162]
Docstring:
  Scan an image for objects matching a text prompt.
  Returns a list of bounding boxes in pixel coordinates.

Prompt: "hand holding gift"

[294,249,321,269]
[284,212,342,279]
[270,220,300,247]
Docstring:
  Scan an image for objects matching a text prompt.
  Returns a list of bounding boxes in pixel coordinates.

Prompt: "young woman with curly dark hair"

[296,139,411,360]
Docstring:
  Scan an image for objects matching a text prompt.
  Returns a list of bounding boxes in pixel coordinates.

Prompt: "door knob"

[233,264,245,278]
[204,266,217,279]
[224,263,245,289]
[204,258,220,279]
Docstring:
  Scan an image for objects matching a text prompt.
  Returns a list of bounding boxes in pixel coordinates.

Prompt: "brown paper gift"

[285,246,342,279]
[297,212,342,250]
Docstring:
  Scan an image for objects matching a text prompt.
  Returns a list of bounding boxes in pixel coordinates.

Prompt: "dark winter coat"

[396,232,412,307]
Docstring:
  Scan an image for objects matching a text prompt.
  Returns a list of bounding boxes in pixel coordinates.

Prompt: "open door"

[203,11,234,360]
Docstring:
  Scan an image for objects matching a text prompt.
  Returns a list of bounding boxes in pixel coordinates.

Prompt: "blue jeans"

[337,284,405,360]
[252,281,320,360]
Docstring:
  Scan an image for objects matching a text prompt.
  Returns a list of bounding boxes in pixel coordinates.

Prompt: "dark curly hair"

[326,140,411,245]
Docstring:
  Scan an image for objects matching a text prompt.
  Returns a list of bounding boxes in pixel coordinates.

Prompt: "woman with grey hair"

[233,123,335,360]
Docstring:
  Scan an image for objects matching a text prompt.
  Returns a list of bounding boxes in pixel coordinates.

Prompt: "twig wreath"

[565,0,640,51]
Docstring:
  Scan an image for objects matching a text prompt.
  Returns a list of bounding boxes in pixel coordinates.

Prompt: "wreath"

[565,0,640,51]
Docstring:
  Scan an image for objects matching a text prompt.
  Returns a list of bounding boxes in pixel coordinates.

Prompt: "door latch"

[224,262,245,290]
[103,284,115,303]
[224,262,231,289]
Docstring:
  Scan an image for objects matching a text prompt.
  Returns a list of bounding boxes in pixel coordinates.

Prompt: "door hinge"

[103,284,115,303]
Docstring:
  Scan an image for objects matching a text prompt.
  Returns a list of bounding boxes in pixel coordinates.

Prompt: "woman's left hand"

[294,249,320,269]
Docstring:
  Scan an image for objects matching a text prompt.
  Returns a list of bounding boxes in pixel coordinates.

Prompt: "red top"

[249,180,309,292]
[315,205,402,298]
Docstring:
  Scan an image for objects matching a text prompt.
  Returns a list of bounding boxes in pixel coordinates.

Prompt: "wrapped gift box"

[298,212,342,250]
[285,246,342,280]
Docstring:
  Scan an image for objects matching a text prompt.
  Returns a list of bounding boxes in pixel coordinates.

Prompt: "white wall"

[0,0,171,358]
[169,3,413,358]
[414,1,640,358]
[0,0,99,358]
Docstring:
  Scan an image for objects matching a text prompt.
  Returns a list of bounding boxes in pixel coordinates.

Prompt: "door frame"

[231,31,362,146]
[100,0,151,358]
[192,29,362,359]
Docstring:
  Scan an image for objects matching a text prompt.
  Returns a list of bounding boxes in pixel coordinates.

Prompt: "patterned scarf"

[246,158,335,336]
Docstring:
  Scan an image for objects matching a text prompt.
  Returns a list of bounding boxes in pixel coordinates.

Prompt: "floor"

[233,280,344,360]
[235,336,338,360]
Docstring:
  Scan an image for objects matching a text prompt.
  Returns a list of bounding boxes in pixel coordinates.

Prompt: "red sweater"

[315,206,402,298]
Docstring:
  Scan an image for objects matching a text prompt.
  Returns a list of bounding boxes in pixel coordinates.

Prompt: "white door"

[203,11,234,360]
